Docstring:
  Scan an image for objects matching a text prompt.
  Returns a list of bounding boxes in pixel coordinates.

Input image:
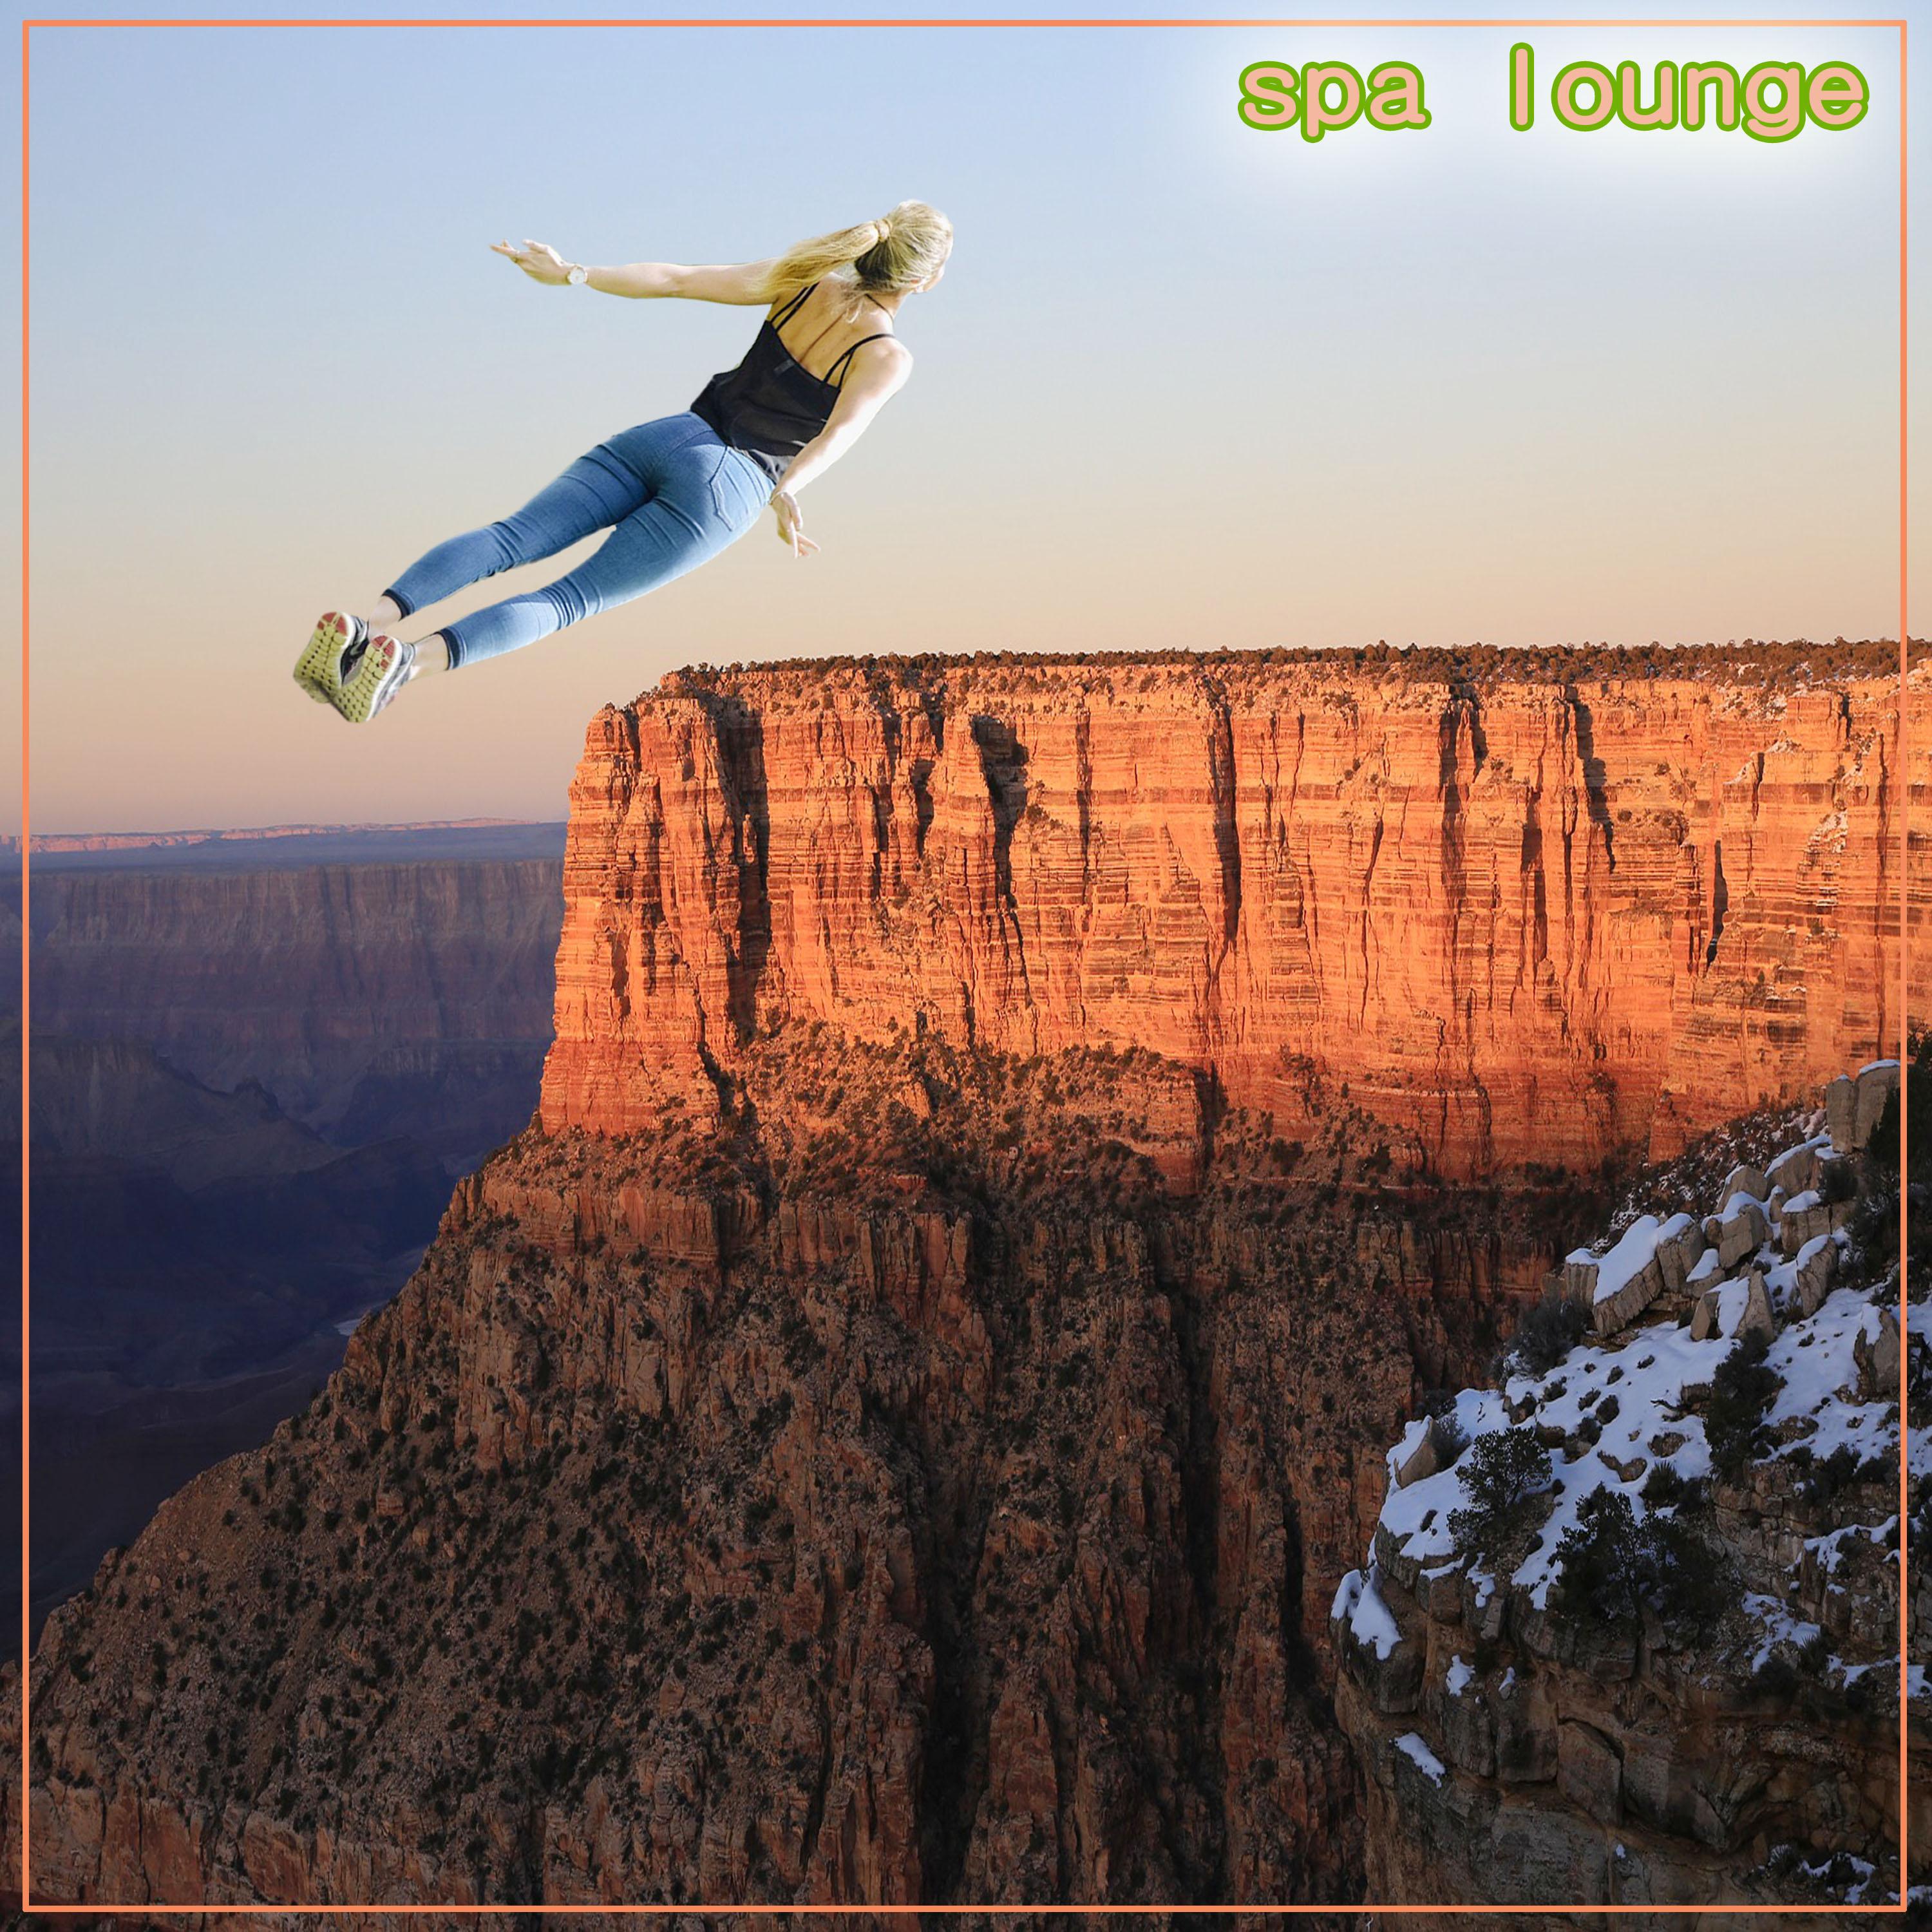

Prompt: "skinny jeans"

[382,413,772,668]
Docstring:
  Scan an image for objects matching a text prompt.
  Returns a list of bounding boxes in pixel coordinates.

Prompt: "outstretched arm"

[768,339,914,557]
[491,240,777,305]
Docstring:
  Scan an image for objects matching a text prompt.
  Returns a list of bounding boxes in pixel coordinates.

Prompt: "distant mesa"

[4,819,571,871]
[5,818,544,855]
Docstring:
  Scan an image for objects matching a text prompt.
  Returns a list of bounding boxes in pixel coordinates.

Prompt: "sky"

[4,2,1922,832]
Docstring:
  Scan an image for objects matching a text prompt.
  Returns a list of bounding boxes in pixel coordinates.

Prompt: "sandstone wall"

[540,653,1928,1178]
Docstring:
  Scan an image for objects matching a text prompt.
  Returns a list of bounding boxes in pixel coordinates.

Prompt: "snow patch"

[1803,1518,1895,1576]
[1743,1593,1821,1672]
[1343,1566,1403,1661]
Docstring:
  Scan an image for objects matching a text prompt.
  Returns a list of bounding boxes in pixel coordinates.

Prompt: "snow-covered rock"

[1335,1064,1922,1911]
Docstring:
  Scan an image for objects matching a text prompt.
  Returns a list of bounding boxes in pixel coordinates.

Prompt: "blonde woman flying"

[294,201,952,723]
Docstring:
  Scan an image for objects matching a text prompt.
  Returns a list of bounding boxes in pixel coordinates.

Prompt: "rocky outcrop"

[1333,1068,1929,1913]
[12,1027,1578,1909]
[541,648,1927,1179]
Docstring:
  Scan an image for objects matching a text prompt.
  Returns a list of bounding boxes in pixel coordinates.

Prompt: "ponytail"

[756,200,953,304]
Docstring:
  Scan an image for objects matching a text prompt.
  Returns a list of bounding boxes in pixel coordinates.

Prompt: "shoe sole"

[333,633,412,723]
[295,612,361,705]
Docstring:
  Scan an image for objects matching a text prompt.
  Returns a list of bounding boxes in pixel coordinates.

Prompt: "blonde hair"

[758,200,952,305]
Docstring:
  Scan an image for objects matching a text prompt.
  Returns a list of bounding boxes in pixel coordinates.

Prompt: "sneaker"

[294,611,367,705]
[331,631,415,723]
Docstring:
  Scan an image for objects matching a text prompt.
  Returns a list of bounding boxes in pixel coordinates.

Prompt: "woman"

[296,200,952,723]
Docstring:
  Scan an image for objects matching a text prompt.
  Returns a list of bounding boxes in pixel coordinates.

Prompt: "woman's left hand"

[771,490,819,558]
[492,239,574,285]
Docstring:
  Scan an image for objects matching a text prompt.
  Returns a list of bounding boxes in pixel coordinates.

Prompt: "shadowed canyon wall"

[32,855,564,1160]
[15,842,566,1629]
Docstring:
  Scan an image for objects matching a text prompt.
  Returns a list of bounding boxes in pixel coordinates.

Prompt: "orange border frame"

[14,12,1915,1916]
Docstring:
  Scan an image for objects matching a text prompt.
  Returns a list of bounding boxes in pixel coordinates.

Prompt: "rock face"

[12,1033,1577,1909]
[541,649,1926,1180]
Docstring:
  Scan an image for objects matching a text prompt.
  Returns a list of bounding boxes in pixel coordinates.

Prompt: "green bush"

[1704,1332,1781,1476]
[1551,1488,1731,1641]
[1792,1443,1873,1507]
[1510,1294,1586,1376]
[1639,1461,1706,1510]
[1449,1428,1553,1559]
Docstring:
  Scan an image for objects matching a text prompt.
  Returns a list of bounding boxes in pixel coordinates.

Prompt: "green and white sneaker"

[330,631,416,723]
[294,611,367,705]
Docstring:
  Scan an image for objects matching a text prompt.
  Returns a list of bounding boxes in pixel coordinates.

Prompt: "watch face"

[568,267,587,284]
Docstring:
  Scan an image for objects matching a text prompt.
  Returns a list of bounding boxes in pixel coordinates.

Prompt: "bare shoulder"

[855,335,914,376]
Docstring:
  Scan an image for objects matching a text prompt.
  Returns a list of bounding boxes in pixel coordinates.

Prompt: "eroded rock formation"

[542,649,1927,1178]
[1334,1062,1929,1915]
[15,1031,1579,1909]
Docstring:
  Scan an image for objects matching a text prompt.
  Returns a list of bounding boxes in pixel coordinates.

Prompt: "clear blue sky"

[4,1,1920,831]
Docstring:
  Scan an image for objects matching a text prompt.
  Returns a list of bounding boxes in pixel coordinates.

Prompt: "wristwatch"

[565,263,589,287]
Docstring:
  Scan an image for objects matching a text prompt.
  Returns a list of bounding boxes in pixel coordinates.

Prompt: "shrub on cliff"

[1703,1332,1781,1477]
[1449,1428,1553,1559]
[1508,1293,1586,1376]
[1551,1488,1731,1640]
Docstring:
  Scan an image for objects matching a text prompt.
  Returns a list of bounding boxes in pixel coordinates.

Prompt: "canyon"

[27,839,564,1160]
[12,831,566,1627]
[8,644,1924,1914]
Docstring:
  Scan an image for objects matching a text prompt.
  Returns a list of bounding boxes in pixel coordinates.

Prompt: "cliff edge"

[1334,1057,1927,1914]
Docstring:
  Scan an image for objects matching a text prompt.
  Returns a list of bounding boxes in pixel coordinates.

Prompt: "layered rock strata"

[14,1030,1577,1909]
[542,647,1926,1179]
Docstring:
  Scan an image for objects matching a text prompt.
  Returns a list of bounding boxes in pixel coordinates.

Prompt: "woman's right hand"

[771,490,820,559]
[492,239,573,286]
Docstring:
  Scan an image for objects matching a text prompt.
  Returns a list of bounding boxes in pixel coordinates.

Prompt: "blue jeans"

[383,413,772,668]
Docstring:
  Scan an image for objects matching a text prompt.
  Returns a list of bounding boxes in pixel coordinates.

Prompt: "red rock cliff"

[541,650,1927,1178]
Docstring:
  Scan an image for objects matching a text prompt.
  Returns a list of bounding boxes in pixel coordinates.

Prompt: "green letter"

[1552,60,1618,131]
[1366,61,1431,130]
[1510,41,1535,131]
[1806,61,1868,131]
[1680,61,1741,131]
[1239,61,1302,132]
[1615,59,1678,129]
[1302,61,1367,143]
[1742,62,1805,142]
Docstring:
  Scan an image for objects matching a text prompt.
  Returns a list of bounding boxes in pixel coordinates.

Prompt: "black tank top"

[689,283,894,487]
